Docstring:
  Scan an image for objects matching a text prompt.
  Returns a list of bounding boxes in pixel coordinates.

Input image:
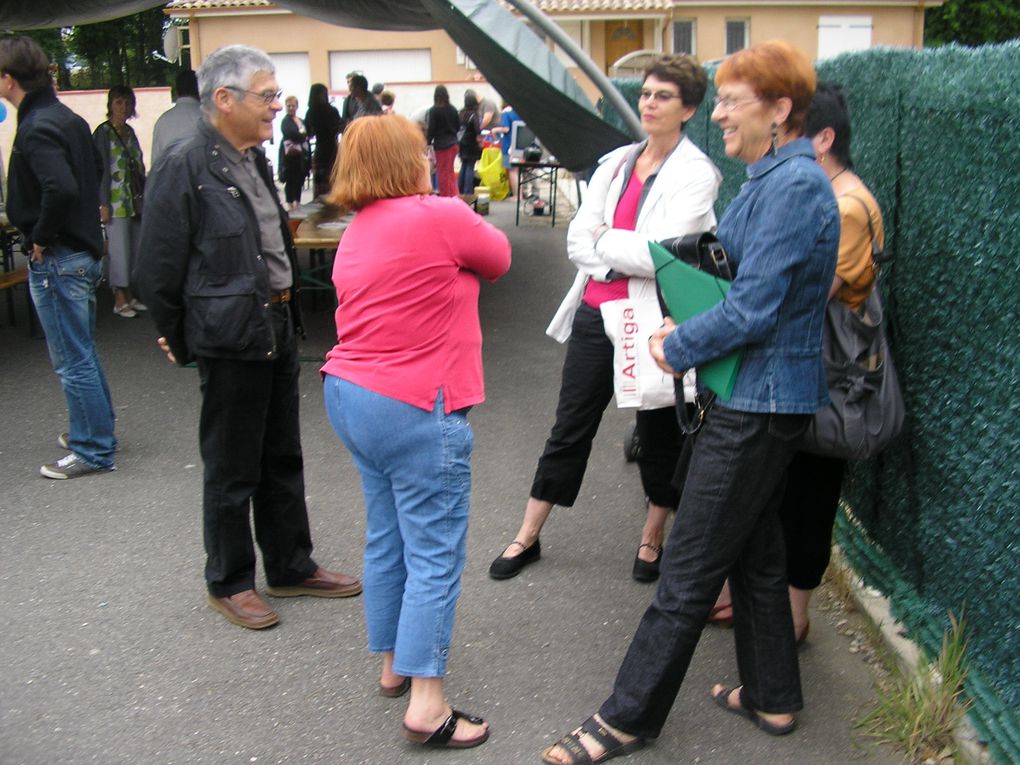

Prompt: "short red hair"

[328,114,431,210]
[716,40,816,134]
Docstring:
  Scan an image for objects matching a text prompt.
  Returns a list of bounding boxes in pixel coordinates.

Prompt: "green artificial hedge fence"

[605,40,1019,764]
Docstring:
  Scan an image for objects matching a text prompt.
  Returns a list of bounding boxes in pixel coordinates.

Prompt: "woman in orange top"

[779,81,885,642]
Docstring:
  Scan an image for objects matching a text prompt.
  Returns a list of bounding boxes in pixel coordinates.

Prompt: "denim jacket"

[663,138,839,414]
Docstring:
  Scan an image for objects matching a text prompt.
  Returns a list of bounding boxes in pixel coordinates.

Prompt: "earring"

[770,123,779,156]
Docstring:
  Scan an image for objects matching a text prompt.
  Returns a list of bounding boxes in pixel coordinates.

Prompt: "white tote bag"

[600,297,676,410]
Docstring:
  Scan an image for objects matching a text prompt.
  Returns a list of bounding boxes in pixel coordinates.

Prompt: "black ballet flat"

[488,539,541,580]
[632,543,662,582]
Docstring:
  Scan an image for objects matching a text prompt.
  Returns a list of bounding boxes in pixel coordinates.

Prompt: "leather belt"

[269,288,291,304]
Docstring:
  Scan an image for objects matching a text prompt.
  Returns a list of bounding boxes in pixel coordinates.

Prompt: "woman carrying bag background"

[93,85,145,318]
[278,95,309,210]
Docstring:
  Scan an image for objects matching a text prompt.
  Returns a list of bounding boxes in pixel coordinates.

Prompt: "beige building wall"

[688,6,924,62]
[182,11,479,89]
[1,88,172,193]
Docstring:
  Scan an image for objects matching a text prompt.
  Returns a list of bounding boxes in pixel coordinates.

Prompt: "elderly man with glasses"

[134,45,362,630]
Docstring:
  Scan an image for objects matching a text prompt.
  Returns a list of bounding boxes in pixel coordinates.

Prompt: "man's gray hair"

[197,45,276,115]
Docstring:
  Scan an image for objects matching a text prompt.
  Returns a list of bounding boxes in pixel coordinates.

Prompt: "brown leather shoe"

[265,567,363,598]
[206,589,280,630]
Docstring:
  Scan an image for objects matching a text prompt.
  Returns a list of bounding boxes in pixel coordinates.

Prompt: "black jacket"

[133,120,304,366]
[426,104,459,151]
[6,87,104,258]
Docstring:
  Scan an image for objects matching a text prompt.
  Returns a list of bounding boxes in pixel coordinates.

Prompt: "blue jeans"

[324,376,473,677]
[598,404,809,739]
[28,246,116,469]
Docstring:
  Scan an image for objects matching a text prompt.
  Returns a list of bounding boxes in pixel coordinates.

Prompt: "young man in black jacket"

[134,45,362,630]
[0,35,116,479]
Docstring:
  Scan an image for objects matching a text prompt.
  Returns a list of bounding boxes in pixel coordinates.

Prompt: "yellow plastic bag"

[477,148,510,201]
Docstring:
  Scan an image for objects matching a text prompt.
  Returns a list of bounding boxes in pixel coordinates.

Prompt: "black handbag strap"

[105,121,143,182]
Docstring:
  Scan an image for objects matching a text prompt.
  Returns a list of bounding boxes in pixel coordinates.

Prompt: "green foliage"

[925,0,1020,46]
[27,8,178,90]
[860,612,972,762]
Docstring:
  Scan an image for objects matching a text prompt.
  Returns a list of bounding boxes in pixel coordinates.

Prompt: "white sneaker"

[130,299,148,312]
[113,304,137,318]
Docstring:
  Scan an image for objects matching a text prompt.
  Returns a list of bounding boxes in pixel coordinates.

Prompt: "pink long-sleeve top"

[321,194,511,413]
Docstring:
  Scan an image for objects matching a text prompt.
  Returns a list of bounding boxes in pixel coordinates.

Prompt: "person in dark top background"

[304,82,340,198]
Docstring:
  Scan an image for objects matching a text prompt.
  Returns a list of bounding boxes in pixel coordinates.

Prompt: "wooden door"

[604,20,645,72]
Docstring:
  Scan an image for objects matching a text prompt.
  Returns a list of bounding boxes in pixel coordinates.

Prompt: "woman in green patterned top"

[93,85,146,318]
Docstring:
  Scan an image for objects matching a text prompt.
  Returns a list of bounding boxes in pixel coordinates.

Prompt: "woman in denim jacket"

[542,40,839,764]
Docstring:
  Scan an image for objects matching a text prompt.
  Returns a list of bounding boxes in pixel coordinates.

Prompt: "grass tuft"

[859,610,972,763]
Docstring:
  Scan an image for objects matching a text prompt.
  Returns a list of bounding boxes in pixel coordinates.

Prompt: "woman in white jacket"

[489,55,721,582]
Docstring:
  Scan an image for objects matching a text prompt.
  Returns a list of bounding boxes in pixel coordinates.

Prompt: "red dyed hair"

[715,40,816,134]
[328,114,431,210]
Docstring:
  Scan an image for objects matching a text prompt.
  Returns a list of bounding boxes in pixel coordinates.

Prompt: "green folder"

[649,241,742,400]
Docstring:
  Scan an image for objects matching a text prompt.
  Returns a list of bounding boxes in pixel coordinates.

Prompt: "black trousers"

[777,450,846,590]
[283,174,304,205]
[196,303,318,597]
[530,302,683,510]
[599,405,808,739]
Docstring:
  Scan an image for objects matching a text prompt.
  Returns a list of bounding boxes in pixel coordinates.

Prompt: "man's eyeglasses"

[639,89,682,103]
[226,86,283,105]
[712,95,761,112]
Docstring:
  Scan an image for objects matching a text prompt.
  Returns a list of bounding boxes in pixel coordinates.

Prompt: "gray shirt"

[151,97,202,167]
[217,134,293,291]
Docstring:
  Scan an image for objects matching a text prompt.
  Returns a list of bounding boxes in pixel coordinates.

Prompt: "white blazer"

[546,136,721,400]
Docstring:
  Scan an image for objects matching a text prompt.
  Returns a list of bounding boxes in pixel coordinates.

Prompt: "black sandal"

[711,685,797,736]
[541,715,646,764]
[402,709,489,748]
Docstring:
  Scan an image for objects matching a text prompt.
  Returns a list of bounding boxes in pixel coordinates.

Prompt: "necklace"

[829,167,848,182]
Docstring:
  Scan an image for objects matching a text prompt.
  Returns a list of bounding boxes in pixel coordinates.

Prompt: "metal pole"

[501,0,643,140]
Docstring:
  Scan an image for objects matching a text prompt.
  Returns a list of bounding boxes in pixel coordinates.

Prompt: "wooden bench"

[0,266,33,332]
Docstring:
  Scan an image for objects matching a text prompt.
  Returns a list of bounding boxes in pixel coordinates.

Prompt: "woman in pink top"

[321,115,510,750]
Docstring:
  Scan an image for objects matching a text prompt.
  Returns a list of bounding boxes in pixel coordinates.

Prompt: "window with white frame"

[725,19,749,55]
[673,20,695,55]
[455,47,476,70]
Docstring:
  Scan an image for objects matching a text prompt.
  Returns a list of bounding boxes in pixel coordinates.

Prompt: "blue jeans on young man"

[598,404,809,739]
[324,375,472,677]
[28,245,116,469]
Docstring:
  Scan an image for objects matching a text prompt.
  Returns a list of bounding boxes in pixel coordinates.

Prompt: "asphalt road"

[0,200,901,764]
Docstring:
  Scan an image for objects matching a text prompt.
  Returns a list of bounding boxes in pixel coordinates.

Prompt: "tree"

[925,0,1020,46]
[29,8,179,91]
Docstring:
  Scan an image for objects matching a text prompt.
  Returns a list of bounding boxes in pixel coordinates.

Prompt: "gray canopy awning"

[0,0,635,170]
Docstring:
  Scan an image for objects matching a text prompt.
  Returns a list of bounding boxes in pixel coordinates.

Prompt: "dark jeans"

[458,158,478,195]
[778,450,846,590]
[531,303,682,510]
[599,404,809,739]
[196,303,317,597]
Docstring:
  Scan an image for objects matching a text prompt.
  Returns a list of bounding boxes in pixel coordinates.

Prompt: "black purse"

[657,231,735,281]
[655,232,736,435]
